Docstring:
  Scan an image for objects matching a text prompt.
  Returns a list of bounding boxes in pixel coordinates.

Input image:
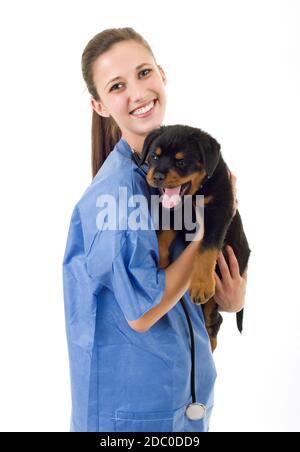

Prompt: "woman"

[63,27,247,432]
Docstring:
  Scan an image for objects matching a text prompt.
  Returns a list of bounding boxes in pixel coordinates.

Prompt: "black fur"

[139,124,251,336]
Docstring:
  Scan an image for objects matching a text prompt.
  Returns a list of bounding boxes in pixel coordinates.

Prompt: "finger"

[214,272,224,300]
[217,250,231,282]
[232,183,237,199]
[227,168,237,182]
[214,271,222,288]
[232,198,238,217]
[229,171,237,187]
[230,174,238,216]
[231,173,237,184]
[242,269,248,281]
[226,245,240,279]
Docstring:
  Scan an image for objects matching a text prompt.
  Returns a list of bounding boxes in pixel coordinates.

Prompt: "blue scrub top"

[62,137,217,432]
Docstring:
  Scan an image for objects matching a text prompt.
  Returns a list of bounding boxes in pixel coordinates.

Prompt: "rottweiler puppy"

[135,124,251,351]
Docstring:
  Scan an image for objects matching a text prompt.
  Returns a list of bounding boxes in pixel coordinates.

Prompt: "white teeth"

[132,100,155,115]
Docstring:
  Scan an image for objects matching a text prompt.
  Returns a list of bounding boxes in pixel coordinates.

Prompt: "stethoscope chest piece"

[185,403,206,421]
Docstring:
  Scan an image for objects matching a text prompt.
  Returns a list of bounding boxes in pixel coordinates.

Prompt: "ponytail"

[91,111,121,178]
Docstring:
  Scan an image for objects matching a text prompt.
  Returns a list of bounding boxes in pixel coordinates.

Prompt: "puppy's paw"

[189,248,219,305]
[189,275,215,305]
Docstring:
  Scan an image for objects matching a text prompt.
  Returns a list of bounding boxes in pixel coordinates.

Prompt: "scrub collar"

[117,137,137,158]
[117,137,149,176]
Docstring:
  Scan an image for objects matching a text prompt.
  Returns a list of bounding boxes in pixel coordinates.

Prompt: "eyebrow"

[105,63,152,88]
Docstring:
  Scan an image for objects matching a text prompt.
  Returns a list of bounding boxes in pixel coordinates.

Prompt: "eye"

[140,68,152,77]
[110,69,152,92]
[110,82,123,92]
[176,159,186,167]
[152,155,159,161]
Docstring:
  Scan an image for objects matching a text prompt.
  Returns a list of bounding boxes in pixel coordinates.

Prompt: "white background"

[0,0,299,432]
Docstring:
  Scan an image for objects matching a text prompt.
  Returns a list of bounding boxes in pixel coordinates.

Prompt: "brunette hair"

[81,27,157,178]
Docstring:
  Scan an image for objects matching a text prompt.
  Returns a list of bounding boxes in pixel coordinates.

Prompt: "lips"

[130,98,158,114]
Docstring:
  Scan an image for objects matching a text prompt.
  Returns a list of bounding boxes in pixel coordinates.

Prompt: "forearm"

[129,237,201,332]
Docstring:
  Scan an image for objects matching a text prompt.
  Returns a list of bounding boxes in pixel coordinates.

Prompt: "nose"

[128,82,147,104]
[153,171,166,182]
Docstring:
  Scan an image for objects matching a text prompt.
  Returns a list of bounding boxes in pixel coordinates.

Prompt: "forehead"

[92,40,154,90]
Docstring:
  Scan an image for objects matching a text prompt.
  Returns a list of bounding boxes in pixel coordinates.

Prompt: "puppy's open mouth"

[158,181,192,209]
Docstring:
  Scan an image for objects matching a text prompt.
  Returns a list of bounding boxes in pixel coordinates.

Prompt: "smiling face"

[90,40,167,153]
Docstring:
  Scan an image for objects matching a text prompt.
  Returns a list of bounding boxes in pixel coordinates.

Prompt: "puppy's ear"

[139,126,165,165]
[197,135,221,178]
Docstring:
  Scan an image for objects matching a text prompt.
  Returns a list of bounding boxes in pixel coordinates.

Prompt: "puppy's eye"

[176,159,185,167]
[152,155,159,161]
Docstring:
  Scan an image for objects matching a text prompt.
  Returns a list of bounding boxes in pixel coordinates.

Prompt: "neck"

[121,133,145,155]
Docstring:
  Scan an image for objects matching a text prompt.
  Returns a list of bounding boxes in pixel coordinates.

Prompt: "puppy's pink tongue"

[162,186,181,209]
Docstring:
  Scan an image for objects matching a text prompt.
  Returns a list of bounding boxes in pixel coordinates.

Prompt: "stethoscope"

[131,150,206,422]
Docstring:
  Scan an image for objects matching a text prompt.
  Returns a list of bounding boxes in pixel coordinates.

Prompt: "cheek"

[148,75,166,96]
[114,96,127,112]
[108,96,129,118]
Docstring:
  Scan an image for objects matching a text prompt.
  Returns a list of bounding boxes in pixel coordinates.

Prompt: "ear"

[90,97,110,118]
[139,126,165,165]
[197,135,221,178]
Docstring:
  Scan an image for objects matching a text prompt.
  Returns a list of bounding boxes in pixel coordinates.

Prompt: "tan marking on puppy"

[189,248,219,305]
[175,151,185,160]
[159,169,207,195]
[162,169,184,186]
[147,164,208,196]
[157,229,178,268]
[202,298,219,352]
[203,297,218,327]
[155,147,162,156]
[204,195,213,205]
[189,170,207,194]
[146,167,155,185]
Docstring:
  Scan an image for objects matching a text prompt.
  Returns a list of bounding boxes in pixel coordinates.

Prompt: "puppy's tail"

[236,308,244,333]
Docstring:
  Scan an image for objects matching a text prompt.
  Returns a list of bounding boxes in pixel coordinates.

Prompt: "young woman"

[63,27,247,432]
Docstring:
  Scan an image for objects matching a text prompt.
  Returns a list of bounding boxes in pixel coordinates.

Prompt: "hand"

[228,170,238,216]
[214,245,248,313]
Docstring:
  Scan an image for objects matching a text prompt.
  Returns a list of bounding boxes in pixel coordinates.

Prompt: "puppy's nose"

[153,171,166,182]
